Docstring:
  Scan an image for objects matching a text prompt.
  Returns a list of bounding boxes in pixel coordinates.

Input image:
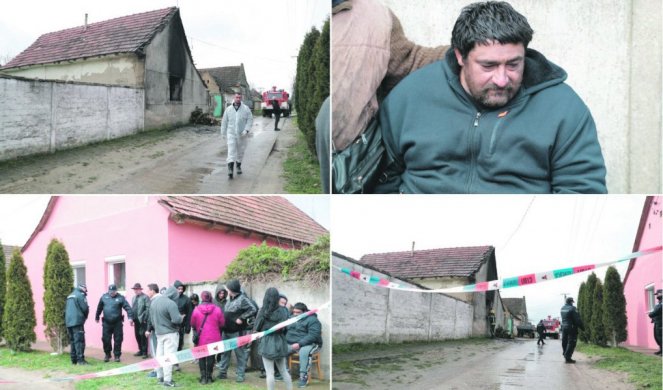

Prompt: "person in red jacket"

[191,291,225,384]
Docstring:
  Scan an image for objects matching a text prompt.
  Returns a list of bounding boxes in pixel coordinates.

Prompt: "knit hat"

[226,279,241,294]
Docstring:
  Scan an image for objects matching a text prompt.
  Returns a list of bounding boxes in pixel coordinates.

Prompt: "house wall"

[333,254,473,344]
[379,0,662,193]
[21,196,170,353]
[143,16,208,129]
[624,196,663,349]
[1,54,144,87]
[0,75,144,162]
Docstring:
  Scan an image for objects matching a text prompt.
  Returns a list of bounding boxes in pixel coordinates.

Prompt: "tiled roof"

[2,7,177,70]
[199,65,247,94]
[359,246,494,279]
[503,297,527,319]
[159,196,327,245]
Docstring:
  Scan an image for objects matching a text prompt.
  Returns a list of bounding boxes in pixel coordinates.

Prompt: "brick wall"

[0,75,144,161]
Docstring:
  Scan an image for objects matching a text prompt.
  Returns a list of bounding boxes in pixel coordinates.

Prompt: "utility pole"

[560,292,570,301]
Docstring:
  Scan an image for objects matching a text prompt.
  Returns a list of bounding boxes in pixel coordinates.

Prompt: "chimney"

[84,13,88,32]
[411,241,415,257]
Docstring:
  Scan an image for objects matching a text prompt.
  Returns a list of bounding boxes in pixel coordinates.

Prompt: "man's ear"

[454,48,464,67]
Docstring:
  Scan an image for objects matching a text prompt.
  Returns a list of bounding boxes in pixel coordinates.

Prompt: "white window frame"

[645,283,656,312]
[105,255,126,293]
[71,261,86,287]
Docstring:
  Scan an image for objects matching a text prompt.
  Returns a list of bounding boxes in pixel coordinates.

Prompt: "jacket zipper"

[466,112,481,193]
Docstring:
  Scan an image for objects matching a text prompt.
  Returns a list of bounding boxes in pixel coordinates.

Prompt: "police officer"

[65,283,89,365]
[560,297,584,363]
[649,289,662,355]
[95,284,133,362]
[272,99,282,131]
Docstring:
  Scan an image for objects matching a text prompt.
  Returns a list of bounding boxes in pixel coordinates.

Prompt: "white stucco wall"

[379,0,661,193]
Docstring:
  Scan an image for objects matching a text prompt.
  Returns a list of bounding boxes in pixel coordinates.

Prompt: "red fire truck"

[542,315,561,339]
[261,86,291,117]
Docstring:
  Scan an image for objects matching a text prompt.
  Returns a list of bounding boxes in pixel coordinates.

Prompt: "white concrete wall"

[333,254,474,345]
[379,0,661,193]
[0,75,144,161]
[187,279,330,380]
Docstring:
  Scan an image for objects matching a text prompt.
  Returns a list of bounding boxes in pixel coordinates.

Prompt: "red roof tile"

[159,196,327,245]
[359,246,494,279]
[2,7,177,70]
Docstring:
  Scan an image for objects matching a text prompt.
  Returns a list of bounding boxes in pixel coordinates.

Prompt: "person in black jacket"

[286,302,322,388]
[173,280,192,372]
[272,99,282,131]
[649,289,662,355]
[255,287,292,390]
[95,284,133,362]
[536,319,546,346]
[65,284,89,365]
[560,297,584,363]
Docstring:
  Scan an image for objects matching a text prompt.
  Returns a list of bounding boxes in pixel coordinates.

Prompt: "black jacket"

[174,280,193,333]
[65,287,89,327]
[255,306,289,359]
[223,292,258,333]
[536,322,545,335]
[649,301,662,327]
[560,303,584,332]
[95,293,133,323]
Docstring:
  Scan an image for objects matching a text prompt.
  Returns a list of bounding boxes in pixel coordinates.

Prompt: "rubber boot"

[228,162,234,179]
[236,162,242,175]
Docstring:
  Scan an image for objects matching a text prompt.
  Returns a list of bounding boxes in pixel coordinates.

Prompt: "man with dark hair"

[286,302,322,387]
[130,283,149,358]
[144,283,160,378]
[536,319,546,346]
[65,283,89,365]
[95,284,133,363]
[649,289,662,355]
[560,297,584,363]
[217,279,258,383]
[375,1,606,194]
[172,280,192,372]
[148,286,184,388]
[272,99,282,131]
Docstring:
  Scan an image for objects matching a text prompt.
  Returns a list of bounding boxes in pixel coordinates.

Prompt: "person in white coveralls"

[221,93,253,179]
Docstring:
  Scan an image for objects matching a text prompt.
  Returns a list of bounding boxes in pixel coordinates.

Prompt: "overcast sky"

[0,195,329,247]
[0,0,329,93]
[331,195,656,323]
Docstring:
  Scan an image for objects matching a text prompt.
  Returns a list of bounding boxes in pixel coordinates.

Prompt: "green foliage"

[283,129,322,194]
[43,239,74,353]
[0,239,6,339]
[223,234,330,287]
[602,266,628,346]
[577,343,662,390]
[577,281,588,343]
[590,278,607,346]
[2,249,36,351]
[294,20,329,154]
[580,273,598,343]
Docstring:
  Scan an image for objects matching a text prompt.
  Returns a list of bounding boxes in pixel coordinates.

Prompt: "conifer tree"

[581,273,598,343]
[2,249,36,351]
[0,239,6,340]
[590,278,607,346]
[308,17,330,153]
[602,266,628,346]
[295,27,320,150]
[577,281,587,342]
[43,239,73,353]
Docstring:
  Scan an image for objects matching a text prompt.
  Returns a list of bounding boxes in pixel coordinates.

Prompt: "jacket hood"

[173,280,186,292]
[214,284,227,303]
[165,286,179,301]
[197,302,216,315]
[444,47,567,99]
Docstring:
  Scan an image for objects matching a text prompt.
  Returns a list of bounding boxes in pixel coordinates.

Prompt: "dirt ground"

[333,338,636,390]
[0,115,298,194]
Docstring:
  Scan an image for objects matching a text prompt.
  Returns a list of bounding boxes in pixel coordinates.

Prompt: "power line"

[501,196,536,251]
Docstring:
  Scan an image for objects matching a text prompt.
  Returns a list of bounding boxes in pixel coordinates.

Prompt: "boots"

[228,162,234,179]
[236,162,242,175]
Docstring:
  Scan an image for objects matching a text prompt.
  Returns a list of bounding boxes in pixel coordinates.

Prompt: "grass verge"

[283,120,322,194]
[0,347,259,390]
[576,343,662,389]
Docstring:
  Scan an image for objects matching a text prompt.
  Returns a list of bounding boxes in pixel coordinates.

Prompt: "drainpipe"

[84,14,88,32]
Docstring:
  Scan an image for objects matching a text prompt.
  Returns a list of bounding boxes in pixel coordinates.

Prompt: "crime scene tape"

[333,246,662,294]
[48,302,330,382]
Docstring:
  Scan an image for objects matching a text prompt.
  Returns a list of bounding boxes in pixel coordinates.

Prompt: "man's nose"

[492,67,509,88]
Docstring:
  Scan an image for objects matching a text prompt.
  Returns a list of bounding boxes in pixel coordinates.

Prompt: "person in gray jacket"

[65,284,89,365]
[148,286,184,388]
[95,284,133,362]
[130,283,150,358]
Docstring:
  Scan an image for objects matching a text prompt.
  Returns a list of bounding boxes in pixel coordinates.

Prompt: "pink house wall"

[166,219,283,284]
[23,196,174,352]
[624,196,662,349]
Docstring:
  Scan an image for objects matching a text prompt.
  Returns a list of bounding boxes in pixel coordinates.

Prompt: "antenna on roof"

[84,13,88,32]
[411,241,415,257]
